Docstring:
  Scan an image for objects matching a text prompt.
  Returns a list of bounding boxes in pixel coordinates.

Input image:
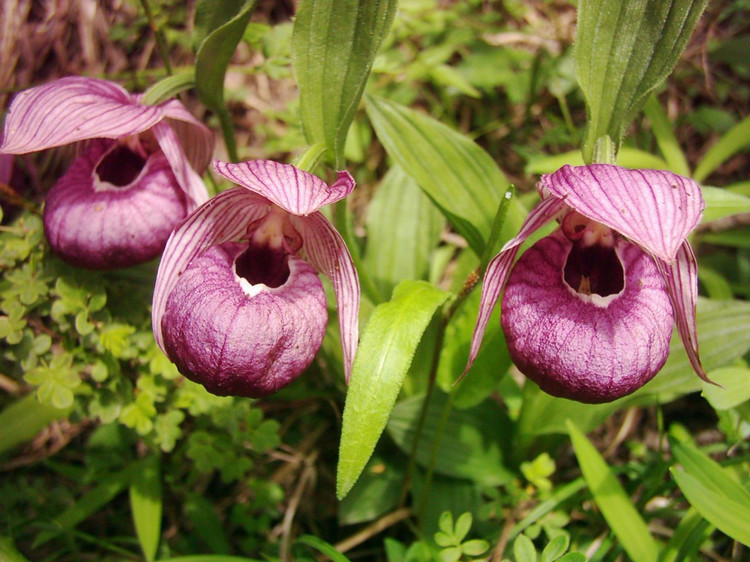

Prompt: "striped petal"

[464,196,568,375]
[213,159,355,216]
[162,99,214,173]
[540,165,704,262]
[292,212,360,382]
[152,187,270,351]
[152,122,209,210]
[0,77,164,154]
[655,241,709,382]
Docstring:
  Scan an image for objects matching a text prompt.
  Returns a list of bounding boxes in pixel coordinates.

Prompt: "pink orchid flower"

[0,76,213,269]
[152,160,360,398]
[467,164,707,403]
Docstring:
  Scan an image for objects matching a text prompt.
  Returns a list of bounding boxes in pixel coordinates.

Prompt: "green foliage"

[576,0,709,162]
[292,0,397,167]
[337,280,450,499]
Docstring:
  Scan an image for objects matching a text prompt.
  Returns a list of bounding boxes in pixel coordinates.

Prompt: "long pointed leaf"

[567,421,659,562]
[130,454,163,562]
[337,280,450,499]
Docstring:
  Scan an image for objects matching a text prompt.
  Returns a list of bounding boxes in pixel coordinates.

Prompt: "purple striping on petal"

[501,231,674,403]
[212,159,355,216]
[161,242,328,398]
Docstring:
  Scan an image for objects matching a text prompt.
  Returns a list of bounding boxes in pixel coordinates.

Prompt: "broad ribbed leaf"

[386,391,513,486]
[129,454,162,562]
[364,164,445,300]
[701,366,750,410]
[670,439,750,546]
[193,0,246,50]
[576,0,708,162]
[292,0,397,167]
[631,297,750,401]
[366,94,522,256]
[567,421,659,562]
[337,281,450,499]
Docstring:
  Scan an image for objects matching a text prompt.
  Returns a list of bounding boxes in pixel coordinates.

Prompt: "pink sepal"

[293,212,361,382]
[212,160,355,216]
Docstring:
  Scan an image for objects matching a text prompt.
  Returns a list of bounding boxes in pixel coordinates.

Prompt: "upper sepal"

[212,159,355,216]
[540,164,704,262]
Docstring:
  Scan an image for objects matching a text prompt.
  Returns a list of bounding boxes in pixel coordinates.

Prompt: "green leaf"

[195,1,255,112]
[364,164,445,300]
[513,534,537,562]
[292,0,397,167]
[540,534,569,562]
[142,72,197,106]
[693,115,750,183]
[386,391,513,486]
[338,455,403,525]
[576,0,708,162]
[701,366,750,410]
[659,507,713,562]
[700,185,750,223]
[159,558,263,562]
[453,512,472,542]
[567,421,659,562]
[0,393,70,456]
[669,438,750,546]
[34,461,142,547]
[130,454,162,562]
[193,0,246,50]
[631,298,750,401]
[0,536,31,562]
[365,94,523,256]
[525,146,668,175]
[294,535,351,562]
[184,494,232,554]
[337,280,450,499]
[643,95,690,176]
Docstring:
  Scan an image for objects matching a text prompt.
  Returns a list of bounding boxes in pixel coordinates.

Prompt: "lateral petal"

[213,159,355,215]
[654,242,710,382]
[465,196,567,374]
[152,187,270,351]
[1,77,165,153]
[541,165,704,262]
[292,212,360,382]
[161,99,214,173]
[152,121,209,210]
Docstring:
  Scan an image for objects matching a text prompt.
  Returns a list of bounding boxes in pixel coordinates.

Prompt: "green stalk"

[216,107,239,163]
[139,0,172,75]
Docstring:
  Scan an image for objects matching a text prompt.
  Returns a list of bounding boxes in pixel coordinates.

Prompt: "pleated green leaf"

[366,94,521,256]
[576,0,708,162]
[364,164,445,300]
[337,280,450,499]
[130,454,163,562]
[292,0,397,167]
[567,421,659,562]
[670,438,750,546]
[386,391,513,486]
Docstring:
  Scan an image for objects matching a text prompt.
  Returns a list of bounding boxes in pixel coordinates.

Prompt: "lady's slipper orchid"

[467,164,707,403]
[0,76,212,269]
[152,160,360,398]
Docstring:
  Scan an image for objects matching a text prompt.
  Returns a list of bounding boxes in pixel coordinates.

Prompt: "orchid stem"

[139,0,173,76]
[217,107,239,163]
